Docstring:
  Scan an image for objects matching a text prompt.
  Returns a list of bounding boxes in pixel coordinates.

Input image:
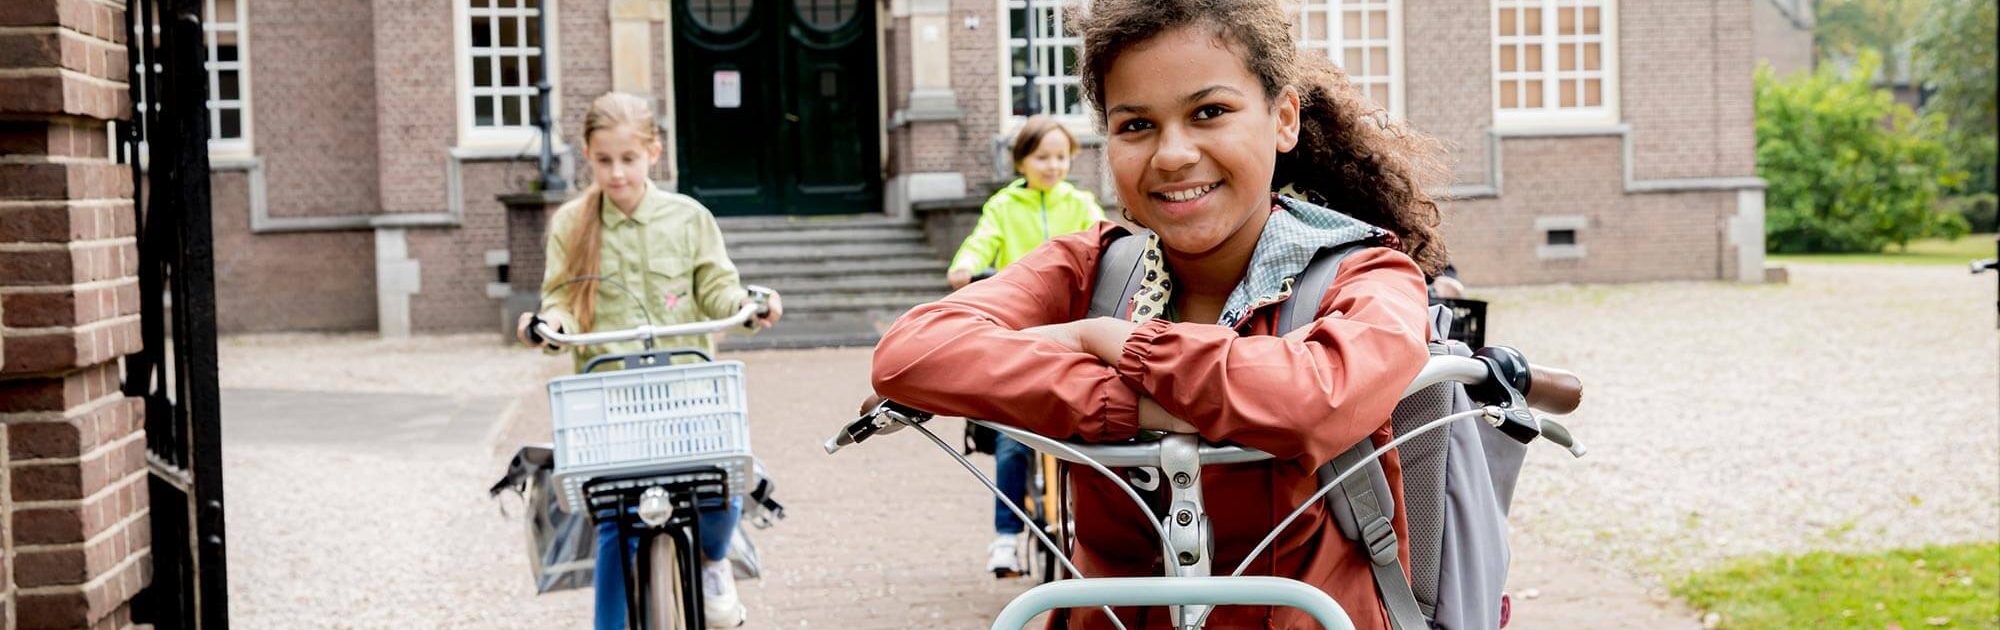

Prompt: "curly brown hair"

[1069,0,1450,276]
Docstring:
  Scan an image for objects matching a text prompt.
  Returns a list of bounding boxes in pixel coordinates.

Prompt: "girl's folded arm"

[872,225,1141,442]
[1113,248,1431,468]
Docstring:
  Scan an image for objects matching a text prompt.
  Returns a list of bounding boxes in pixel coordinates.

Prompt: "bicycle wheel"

[645,535,686,630]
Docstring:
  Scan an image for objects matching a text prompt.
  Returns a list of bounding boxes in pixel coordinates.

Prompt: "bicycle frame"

[833,353,1583,630]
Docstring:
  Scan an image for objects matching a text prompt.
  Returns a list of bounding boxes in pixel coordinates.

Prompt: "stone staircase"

[717,215,951,350]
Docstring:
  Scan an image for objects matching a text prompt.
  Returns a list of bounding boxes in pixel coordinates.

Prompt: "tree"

[1912,0,1998,197]
[1815,0,1927,82]
[1757,51,1970,253]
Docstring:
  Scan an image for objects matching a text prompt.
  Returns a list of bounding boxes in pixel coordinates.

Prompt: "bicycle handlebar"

[827,348,1585,460]
[531,285,774,348]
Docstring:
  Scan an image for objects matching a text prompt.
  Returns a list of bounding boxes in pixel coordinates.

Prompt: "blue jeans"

[592,496,740,630]
[994,434,1031,535]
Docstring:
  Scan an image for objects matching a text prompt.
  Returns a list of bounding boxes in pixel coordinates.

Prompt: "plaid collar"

[1125,195,1390,329]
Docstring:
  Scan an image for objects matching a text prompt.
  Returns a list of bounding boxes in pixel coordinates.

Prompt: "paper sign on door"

[714,70,742,109]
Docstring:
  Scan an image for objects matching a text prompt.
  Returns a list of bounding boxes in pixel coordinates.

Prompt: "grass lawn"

[1769,234,1998,267]
[1674,542,2000,629]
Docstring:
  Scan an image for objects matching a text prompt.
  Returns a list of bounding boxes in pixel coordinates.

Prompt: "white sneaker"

[987,534,1023,577]
[701,558,746,628]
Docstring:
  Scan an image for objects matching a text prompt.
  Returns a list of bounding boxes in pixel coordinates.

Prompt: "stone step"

[736,258,945,279]
[718,316,887,351]
[716,214,916,232]
[729,241,938,262]
[724,227,926,247]
[781,292,939,314]
[751,274,951,298]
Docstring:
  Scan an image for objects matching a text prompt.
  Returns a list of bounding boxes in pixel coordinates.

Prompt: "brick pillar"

[0,1,153,629]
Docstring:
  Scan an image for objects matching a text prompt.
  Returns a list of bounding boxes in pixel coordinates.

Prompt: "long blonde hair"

[557,92,659,329]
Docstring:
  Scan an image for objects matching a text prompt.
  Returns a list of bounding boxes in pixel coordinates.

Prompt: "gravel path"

[215,262,1997,627]
[1480,263,1999,578]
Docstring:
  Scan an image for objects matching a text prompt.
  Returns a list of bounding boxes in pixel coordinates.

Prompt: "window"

[1003,0,1085,121]
[205,0,249,153]
[127,0,251,158]
[457,0,558,148]
[1290,0,1402,116]
[1494,0,1617,127]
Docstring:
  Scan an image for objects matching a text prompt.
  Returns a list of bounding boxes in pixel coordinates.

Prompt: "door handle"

[784,113,801,123]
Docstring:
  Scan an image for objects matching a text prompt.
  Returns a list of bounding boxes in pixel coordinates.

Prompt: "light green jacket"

[541,182,752,372]
[949,179,1106,273]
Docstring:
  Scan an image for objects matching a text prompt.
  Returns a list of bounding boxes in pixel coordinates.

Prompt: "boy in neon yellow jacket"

[947,115,1108,289]
[946,115,1106,577]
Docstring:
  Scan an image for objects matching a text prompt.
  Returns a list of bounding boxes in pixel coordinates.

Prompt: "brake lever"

[824,400,934,454]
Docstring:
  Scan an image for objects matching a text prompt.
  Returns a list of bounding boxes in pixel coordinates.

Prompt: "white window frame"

[204,0,252,158]
[1492,0,1619,128]
[995,0,1092,135]
[453,0,562,151]
[1291,0,1404,119]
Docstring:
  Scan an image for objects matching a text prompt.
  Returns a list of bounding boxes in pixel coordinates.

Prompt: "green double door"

[674,0,880,216]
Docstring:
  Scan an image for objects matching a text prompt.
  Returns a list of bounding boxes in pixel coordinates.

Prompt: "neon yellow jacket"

[949,179,1106,273]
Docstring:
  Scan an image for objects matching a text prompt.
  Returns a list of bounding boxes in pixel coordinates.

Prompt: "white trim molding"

[1492,0,1619,129]
[224,149,539,234]
[1441,125,1767,199]
[453,0,563,152]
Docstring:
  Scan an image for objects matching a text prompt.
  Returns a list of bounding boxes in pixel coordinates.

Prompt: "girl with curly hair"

[870,0,1449,626]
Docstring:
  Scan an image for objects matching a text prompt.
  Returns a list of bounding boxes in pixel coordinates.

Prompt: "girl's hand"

[1021,321,1085,352]
[747,292,784,329]
[1023,318,1138,364]
[515,312,560,350]
[947,268,973,290]
[1138,396,1199,434]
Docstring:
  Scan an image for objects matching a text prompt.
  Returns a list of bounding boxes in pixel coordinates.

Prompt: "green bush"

[1756,51,1971,253]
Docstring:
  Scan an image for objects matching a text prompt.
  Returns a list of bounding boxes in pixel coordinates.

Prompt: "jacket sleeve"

[949,199,1007,272]
[873,223,1141,442]
[1112,247,1430,469]
[689,207,752,322]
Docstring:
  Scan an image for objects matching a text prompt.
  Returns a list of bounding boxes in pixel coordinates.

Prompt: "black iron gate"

[120,0,229,628]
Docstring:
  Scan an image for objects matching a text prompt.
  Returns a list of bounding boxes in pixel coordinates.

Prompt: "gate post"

[0,1,151,629]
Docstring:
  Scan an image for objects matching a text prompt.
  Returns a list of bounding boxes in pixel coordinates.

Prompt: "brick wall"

[406,160,522,332]
[949,0,1001,187]
[371,0,456,213]
[0,0,152,628]
[1624,0,1757,181]
[250,0,382,218]
[211,171,377,332]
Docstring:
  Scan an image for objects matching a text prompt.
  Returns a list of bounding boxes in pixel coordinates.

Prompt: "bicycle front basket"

[548,360,753,513]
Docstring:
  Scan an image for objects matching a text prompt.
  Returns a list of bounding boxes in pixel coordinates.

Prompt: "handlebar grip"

[525,314,548,346]
[1525,364,1583,414]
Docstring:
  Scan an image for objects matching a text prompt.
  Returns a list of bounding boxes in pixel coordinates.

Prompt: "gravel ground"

[1480,263,1999,578]
[215,262,1997,627]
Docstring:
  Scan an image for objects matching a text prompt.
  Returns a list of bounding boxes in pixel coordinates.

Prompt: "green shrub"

[1756,51,1971,253]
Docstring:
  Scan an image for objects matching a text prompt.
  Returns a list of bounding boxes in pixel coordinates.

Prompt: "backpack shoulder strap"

[1289,242,1431,630]
[1088,227,1148,319]
[1276,241,1371,334]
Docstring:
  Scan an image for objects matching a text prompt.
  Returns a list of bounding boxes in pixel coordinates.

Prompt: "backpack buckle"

[1362,516,1399,567]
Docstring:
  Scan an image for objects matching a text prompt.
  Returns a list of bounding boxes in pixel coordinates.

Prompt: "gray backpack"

[1090,229,1526,630]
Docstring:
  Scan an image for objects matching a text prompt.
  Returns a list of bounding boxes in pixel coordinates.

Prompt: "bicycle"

[828,346,1584,630]
[527,287,774,630]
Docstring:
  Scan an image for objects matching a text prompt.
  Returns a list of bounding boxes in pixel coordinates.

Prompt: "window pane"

[1583,43,1601,71]
[1500,80,1518,108]
[1368,46,1388,75]
[1306,13,1326,41]
[503,95,521,126]
[1343,48,1363,72]
[526,14,540,47]
[1524,80,1543,107]
[1523,8,1541,36]
[1012,84,1029,117]
[217,44,238,63]
[218,70,239,100]
[527,52,543,86]
[522,0,538,8]
[1559,43,1576,71]
[1062,46,1077,74]
[215,0,237,23]
[1368,84,1389,107]
[1524,44,1542,71]
[472,17,492,47]
[1062,84,1081,114]
[1558,80,1575,107]
[474,56,493,87]
[217,108,241,139]
[500,16,519,47]
[1369,12,1387,39]
[500,55,522,87]
[1498,8,1517,37]
[1582,7,1600,34]
[1010,6,1027,39]
[1583,79,1601,106]
[476,96,495,126]
[472,0,491,7]
[527,89,543,125]
[1010,45,1028,77]
[1558,7,1575,35]
[1344,11,1361,39]
[1499,44,1518,72]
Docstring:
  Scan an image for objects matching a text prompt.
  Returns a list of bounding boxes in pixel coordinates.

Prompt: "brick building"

[172,0,1763,335]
